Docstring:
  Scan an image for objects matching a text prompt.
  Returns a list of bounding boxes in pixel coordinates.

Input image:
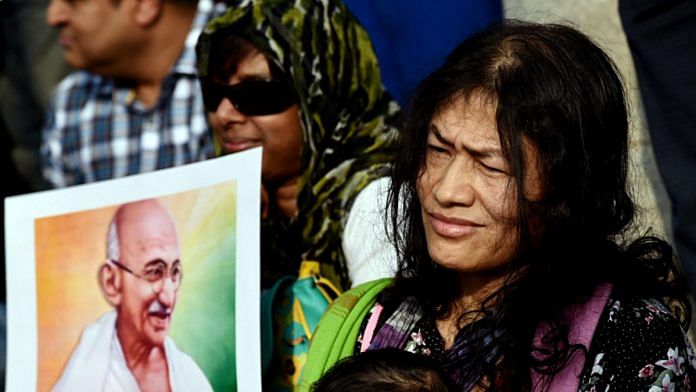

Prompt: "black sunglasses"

[201,78,296,116]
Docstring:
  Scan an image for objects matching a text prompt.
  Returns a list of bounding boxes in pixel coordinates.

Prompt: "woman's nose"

[215,97,247,124]
[433,157,475,207]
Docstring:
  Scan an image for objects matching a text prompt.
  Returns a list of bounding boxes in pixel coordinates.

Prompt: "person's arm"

[578,297,696,391]
[342,177,398,287]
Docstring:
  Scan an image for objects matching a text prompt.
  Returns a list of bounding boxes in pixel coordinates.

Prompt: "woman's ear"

[131,0,163,27]
[99,262,122,306]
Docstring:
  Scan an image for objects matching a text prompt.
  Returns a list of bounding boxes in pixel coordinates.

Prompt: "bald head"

[107,199,179,261]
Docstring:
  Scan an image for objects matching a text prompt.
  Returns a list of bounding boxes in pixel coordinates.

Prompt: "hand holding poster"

[4,148,262,391]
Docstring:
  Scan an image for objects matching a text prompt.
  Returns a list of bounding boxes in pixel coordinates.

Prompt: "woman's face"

[417,94,542,274]
[207,49,303,184]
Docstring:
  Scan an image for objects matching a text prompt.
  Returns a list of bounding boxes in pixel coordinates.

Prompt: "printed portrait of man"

[53,199,212,391]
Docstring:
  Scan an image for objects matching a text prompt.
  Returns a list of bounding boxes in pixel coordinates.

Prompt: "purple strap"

[531,283,613,391]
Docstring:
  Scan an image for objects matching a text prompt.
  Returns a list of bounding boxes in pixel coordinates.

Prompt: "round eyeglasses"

[110,259,183,293]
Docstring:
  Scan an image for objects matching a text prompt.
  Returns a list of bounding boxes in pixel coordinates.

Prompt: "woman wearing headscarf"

[196,0,400,291]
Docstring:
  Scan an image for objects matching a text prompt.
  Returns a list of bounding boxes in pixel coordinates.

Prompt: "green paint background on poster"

[169,182,237,391]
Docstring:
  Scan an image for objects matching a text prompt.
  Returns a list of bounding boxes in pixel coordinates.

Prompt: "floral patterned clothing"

[579,296,696,391]
[356,294,696,391]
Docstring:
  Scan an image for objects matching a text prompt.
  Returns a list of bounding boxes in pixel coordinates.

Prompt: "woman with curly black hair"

[302,21,695,391]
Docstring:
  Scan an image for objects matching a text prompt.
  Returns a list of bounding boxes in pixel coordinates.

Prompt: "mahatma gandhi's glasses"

[110,259,183,293]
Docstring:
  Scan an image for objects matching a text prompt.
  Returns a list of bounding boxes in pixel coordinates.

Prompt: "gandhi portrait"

[53,199,212,392]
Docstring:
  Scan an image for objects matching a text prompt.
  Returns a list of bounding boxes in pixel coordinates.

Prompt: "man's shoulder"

[78,311,118,343]
[53,311,116,392]
[48,71,117,128]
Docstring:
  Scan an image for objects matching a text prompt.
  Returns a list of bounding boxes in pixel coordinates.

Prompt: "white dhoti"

[53,311,212,392]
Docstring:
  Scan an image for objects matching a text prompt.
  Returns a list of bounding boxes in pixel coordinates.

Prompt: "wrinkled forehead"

[121,231,180,267]
[431,92,500,143]
[449,90,498,113]
[117,207,180,266]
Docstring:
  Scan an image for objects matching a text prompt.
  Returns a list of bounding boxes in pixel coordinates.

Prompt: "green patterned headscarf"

[197,0,400,290]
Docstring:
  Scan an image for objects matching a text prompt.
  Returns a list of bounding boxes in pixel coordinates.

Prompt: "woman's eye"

[427,145,448,155]
[480,161,506,174]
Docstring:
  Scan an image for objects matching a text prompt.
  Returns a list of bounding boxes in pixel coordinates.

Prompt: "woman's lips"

[223,139,261,153]
[427,212,482,238]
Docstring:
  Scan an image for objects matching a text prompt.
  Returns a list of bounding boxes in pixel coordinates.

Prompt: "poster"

[4,148,262,391]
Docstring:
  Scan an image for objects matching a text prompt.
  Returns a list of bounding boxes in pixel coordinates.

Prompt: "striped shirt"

[41,0,222,188]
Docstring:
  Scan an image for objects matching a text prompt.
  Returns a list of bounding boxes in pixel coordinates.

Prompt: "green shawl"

[197,0,400,290]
